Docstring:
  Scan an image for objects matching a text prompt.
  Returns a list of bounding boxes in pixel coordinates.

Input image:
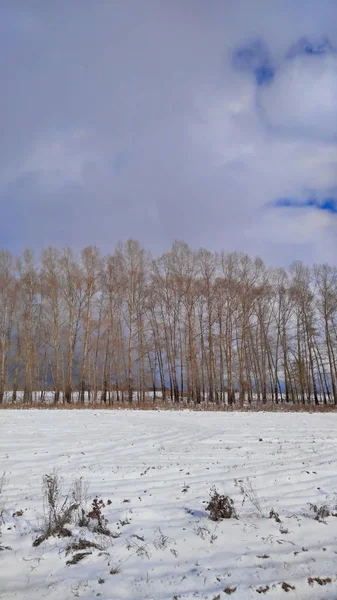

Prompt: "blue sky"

[274,197,337,213]
[0,0,337,264]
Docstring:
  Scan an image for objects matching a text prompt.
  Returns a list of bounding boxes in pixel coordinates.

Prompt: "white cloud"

[245,206,337,263]
[3,129,104,192]
[188,49,337,262]
[257,207,335,243]
[259,53,337,138]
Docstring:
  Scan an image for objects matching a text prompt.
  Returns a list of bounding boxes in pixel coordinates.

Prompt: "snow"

[1,410,337,599]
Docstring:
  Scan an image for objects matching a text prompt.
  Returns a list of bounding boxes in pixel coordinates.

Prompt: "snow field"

[1,410,337,599]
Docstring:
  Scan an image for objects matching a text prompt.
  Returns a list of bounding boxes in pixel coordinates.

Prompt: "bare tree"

[0,251,17,403]
[1,242,337,408]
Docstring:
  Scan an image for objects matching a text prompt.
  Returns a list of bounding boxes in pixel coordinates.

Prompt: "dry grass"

[256,586,269,594]
[307,577,332,586]
[33,471,79,547]
[66,551,92,565]
[65,539,103,555]
[223,586,237,595]
[0,473,7,550]
[1,400,337,413]
[109,566,121,575]
[32,471,114,548]
[236,478,264,517]
[0,473,6,519]
[281,582,295,592]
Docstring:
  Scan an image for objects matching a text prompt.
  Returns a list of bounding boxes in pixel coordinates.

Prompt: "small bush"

[33,472,113,546]
[33,471,79,546]
[87,498,111,535]
[309,503,334,522]
[269,508,281,523]
[206,487,236,521]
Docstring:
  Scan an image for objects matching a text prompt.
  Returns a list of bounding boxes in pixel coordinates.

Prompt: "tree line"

[0,240,336,406]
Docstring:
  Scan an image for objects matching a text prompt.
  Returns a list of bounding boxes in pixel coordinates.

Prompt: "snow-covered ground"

[1,411,337,600]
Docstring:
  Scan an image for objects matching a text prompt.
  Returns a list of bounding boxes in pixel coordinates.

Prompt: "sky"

[1,0,337,265]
